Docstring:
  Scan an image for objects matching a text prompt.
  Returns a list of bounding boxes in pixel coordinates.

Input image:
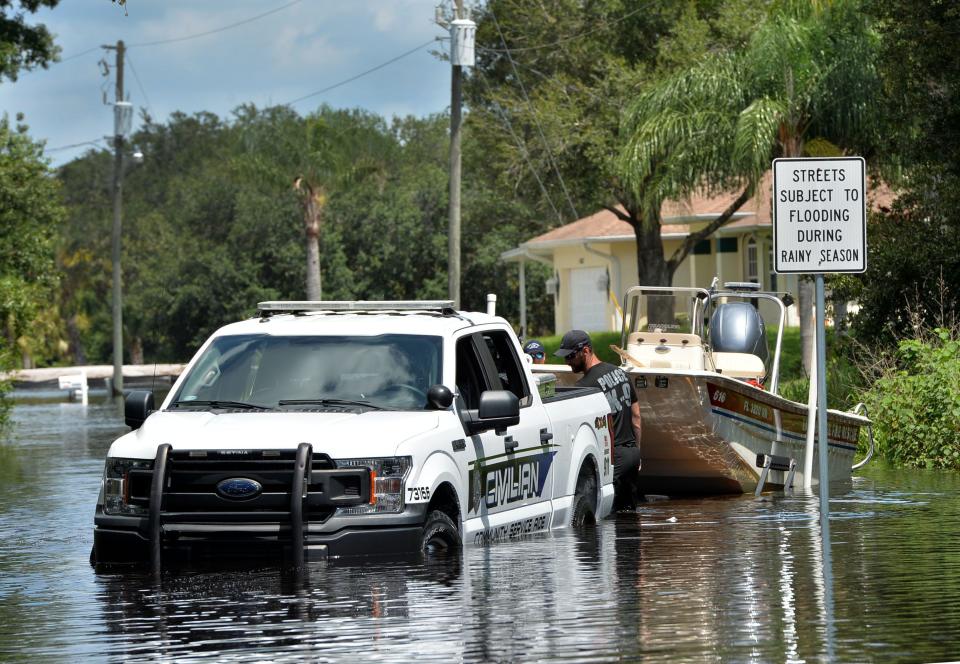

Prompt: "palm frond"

[733,97,787,181]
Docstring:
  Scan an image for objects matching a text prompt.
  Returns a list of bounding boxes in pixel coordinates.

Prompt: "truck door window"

[480,331,531,406]
[455,337,486,410]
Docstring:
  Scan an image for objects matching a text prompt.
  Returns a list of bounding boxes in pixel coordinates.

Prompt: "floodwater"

[2,390,960,663]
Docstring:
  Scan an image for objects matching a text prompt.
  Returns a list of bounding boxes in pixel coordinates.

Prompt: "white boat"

[537,281,873,495]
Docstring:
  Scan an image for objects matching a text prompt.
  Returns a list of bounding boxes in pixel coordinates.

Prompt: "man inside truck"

[555,329,642,511]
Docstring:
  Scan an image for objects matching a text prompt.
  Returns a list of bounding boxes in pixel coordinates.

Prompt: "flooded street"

[2,391,959,662]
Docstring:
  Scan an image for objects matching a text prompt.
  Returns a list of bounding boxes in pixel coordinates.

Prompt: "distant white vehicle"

[92,300,615,565]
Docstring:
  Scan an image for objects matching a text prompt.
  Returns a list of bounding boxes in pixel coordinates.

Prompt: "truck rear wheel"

[421,510,461,555]
[572,470,597,528]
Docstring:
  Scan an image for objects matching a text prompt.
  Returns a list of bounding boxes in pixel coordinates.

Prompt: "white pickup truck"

[92,300,615,565]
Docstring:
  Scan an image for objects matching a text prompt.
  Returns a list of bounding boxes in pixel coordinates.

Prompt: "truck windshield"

[171,334,443,411]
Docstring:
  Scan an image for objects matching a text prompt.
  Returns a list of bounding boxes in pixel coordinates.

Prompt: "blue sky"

[1,0,453,166]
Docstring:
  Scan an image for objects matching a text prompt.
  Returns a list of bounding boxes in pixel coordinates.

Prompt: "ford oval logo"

[216,477,262,500]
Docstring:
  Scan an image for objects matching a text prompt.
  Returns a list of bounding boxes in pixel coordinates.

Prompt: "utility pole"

[441,1,475,309]
[448,0,464,309]
[103,39,129,396]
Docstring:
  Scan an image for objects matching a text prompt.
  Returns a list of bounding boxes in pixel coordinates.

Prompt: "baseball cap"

[523,340,545,356]
[554,329,591,358]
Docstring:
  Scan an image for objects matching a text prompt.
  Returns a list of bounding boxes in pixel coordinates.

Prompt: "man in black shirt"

[555,329,642,510]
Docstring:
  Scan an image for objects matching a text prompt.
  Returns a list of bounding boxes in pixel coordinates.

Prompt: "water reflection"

[3,394,960,662]
[93,558,464,660]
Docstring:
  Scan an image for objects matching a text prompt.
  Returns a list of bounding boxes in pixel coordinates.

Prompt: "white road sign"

[773,156,866,274]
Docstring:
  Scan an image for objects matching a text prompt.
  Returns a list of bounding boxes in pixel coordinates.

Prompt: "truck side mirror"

[466,390,520,435]
[427,384,454,410]
[125,390,155,429]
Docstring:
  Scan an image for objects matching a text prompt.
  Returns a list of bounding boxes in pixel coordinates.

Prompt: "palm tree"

[618,0,882,371]
[237,106,390,301]
[293,113,391,301]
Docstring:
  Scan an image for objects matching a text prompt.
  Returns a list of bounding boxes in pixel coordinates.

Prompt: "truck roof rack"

[257,300,458,317]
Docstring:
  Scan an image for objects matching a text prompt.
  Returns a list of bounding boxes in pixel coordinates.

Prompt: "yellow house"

[501,173,893,336]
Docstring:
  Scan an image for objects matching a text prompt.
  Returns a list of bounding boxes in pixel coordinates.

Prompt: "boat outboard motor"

[709,302,769,366]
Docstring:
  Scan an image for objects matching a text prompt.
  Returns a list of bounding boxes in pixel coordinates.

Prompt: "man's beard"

[568,355,586,373]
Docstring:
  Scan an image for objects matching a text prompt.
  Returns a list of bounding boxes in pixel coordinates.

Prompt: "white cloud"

[137,7,244,48]
[371,4,398,32]
[367,0,438,36]
[270,24,348,71]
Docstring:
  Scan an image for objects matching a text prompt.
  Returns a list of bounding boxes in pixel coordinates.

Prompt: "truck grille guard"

[145,443,371,569]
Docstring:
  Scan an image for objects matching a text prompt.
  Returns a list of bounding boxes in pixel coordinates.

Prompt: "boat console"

[617,280,791,394]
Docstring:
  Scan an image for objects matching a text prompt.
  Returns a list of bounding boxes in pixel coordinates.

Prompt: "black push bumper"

[93,520,424,563]
[93,443,426,566]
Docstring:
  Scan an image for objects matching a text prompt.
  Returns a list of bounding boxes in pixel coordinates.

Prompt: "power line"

[489,10,579,221]
[44,37,440,158]
[54,0,304,64]
[46,138,104,152]
[476,49,606,105]
[125,52,153,119]
[479,5,647,54]
[283,38,439,107]
[128,0,304,48]
[59,45,101,63]
[475,68,563,224]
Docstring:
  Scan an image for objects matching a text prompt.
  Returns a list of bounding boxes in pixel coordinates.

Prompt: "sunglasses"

[530,352,545,359]
[563,346,586,361]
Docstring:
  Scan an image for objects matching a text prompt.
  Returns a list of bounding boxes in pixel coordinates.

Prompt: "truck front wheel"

[421,510,461,554]
[572,470,597,528]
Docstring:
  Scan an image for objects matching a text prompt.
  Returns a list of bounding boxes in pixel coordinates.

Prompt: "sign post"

[773,157,866,522]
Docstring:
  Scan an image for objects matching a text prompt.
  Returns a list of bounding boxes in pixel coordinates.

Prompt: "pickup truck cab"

[93,300,615,565]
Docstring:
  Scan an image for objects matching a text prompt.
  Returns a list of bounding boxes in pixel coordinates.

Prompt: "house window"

[717,237,738,253]
[693,240,711,255]
[745,237,759,284]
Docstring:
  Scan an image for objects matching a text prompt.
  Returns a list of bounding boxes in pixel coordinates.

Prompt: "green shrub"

[0,348,13,430]
[770,326,803,383]
[537,330,623,365]
[777,352,863,412]
[860,328,960,469]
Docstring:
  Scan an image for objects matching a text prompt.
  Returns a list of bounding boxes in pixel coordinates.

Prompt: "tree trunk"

[130,336,144,365]
[635,217,673,287]
[606,199,675,289]
[834,295,848,335]
[67,315,86,365]
[305,224,321,301]
[632,209,677,325]
[296,179,324,301]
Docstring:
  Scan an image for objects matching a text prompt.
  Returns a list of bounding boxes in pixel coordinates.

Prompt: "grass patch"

[533,330,623,365]
[770,326,803,383]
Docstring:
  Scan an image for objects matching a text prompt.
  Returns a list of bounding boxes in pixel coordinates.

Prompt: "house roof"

[517,171,896,250]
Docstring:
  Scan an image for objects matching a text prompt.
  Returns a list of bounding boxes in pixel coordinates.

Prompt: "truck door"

[457,331,554,544]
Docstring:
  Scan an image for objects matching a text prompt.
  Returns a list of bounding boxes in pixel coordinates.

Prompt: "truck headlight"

[102,457,153,516]
[335,456,411,515]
